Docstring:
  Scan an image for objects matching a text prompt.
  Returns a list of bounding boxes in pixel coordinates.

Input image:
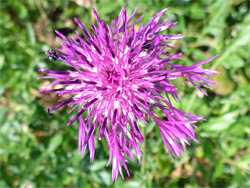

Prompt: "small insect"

[48,49,58,61]
[46,108,53,116]
[48,56,57,61]
[48,49,57,56]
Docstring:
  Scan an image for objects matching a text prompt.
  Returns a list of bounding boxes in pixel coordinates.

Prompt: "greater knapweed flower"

[39,3,220,184]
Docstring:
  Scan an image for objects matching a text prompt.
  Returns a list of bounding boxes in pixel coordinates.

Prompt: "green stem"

[140,126,147,187]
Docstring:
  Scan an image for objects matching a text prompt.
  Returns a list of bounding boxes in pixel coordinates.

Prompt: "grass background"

[0,0,249,187]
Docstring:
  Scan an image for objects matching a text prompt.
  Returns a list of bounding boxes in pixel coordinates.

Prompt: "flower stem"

[140,125,147,187]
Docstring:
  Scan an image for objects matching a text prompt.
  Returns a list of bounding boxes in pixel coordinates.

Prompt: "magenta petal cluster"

[38,3,220,183]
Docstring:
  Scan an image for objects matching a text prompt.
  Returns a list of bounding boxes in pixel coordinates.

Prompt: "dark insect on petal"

[48,49,57,56]
[46,108,53,116]
[48,56,57,61]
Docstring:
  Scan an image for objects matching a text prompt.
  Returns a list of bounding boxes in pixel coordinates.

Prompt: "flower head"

[39,3,220,184]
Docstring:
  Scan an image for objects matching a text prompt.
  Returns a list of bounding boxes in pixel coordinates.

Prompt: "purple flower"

[39,3,220,184]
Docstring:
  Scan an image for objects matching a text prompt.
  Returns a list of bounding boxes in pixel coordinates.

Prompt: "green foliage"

[0,0,249,187]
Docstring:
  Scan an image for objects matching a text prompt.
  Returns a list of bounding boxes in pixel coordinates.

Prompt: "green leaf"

[47,134,63,153]
[27,22,36,45]
[212,65,235,96]
[224,54,245,68]
[125,180,140,188]
[0,55,4,70]
[214,160,224,178]
[11,1,28,19]
[232,167,244,184]
[212,15,250,69]
[238,153,250,168]
[0,107,8,126]
[228,117,250,136]
[202,110,240,132]
[146,121,156,134]
[189,3,206,19]
[204,0,231,36]
[88,160,107,171]
[203,141,216,163]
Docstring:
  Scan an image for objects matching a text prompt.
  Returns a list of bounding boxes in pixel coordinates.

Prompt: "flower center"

[107,70,120,85]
